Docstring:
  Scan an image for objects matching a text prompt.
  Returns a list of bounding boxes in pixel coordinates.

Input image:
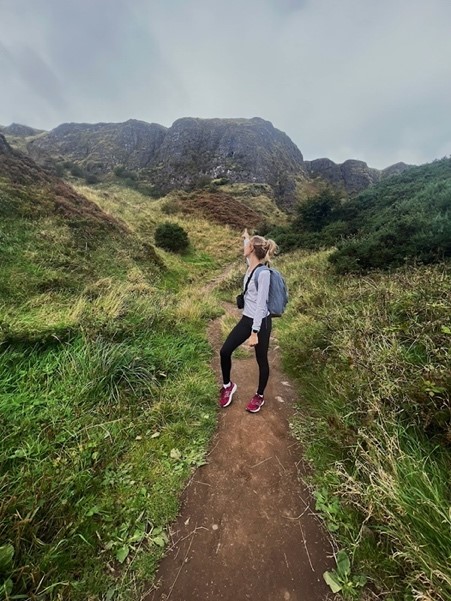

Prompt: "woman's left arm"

[251,269,270,333]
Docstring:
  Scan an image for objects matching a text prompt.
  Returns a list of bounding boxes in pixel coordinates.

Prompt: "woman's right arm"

[242,228,250,264]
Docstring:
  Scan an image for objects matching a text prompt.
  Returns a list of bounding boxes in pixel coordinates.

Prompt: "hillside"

[1,128,449,600]
[272,250,451,601]
[0,133,125,228]
[0,134,240,600]
[0,123,45,137]
[0,133,162,337]
[0,123,47,154]
[271,156,451,271]
[331,157,451,270]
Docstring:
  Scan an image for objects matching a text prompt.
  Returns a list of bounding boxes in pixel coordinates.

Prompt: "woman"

[219,229,278,413]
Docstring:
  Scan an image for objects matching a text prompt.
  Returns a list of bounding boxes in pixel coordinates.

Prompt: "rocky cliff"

[304,158,411,195]
[27,119,167,173]
[25,117,306,206]
[5,117,412,205]
[145,117,305,204]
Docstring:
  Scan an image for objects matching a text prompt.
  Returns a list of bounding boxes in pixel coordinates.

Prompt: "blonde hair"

[250,235,278,263]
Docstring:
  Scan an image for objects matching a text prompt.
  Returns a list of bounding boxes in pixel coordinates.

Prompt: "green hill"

[270,157,451,271]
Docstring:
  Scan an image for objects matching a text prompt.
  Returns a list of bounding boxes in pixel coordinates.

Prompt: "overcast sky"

[1,0,450,168]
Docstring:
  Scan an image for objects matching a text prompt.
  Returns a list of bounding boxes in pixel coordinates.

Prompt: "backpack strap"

[253,265,270,291]
[243,264,263,295]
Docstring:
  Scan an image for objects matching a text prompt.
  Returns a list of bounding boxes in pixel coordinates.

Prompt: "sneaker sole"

[246,399,265,413]
[221,383,237,408]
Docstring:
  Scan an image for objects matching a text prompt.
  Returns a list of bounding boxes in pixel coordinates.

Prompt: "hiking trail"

[144,270,335,601]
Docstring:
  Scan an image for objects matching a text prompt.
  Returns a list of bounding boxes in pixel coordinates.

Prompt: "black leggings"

[220,315,272,396]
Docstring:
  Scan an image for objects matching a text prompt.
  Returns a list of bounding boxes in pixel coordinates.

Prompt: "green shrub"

[70,165,84,178]
[85,174,99,185]
[296,188,343,232]
[154,222,189,253]
[211,177,229,186]
[330,180,451,272]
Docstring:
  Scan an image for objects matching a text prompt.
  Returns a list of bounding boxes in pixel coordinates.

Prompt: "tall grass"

[0,181,230,600]
[0,275,221,599]
[275,250,451,600]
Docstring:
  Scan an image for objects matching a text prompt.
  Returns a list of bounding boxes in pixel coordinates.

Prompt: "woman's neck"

[248,255,262,270]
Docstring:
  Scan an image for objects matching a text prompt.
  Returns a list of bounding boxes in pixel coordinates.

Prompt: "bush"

[85,174,99,185]
[154,222,189,253]
[330,180,451,272]
[211,177,229,186]
[70,165,84,178]
[54,163,65,178]
[295,188,343,232]
[271,159,451,271]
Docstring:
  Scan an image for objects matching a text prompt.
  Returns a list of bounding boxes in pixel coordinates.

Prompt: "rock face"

[28,119,167,173]
[147,117,305,204]
[20,116,413,205]
[27,117,306,206]
[305,158,413,195]
[305,158,381,195]
[0,123,45,137]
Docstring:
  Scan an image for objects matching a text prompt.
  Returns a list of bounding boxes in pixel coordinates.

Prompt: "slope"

[0,133,162,340]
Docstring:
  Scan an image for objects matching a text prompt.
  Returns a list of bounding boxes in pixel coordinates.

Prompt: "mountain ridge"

[2,117,413,204]
[305,157,412,195]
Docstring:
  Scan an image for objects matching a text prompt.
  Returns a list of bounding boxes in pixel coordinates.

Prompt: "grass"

[274,249,451,600]
[0,180,235,599]
[0,278,222,600]
[4,168,450,600]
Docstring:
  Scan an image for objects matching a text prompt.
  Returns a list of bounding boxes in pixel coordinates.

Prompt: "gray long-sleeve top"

[242,266,270,332]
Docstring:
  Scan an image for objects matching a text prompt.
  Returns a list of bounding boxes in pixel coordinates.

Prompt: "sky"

[1,0,450,169]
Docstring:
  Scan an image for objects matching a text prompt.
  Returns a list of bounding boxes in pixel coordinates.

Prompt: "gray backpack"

[255,265,289,317]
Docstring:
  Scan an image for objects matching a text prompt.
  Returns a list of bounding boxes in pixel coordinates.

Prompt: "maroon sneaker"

[246,394,265,413]
[219,382,237,408]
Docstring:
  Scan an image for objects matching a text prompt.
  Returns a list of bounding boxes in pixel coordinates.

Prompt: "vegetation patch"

[269,158,451,272]
[0,290,218,600]
[155,222,190,253]
[276,250,451,600]
[163,190,264,231]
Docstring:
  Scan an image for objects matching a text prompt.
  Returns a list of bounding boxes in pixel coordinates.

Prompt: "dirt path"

[144,299,334,601]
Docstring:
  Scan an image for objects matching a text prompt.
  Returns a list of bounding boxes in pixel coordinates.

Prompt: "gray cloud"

[1,0,450,168]
[0,41,66,110]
